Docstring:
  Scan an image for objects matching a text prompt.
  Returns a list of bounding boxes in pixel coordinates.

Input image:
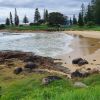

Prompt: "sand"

[66,31,100,39]
[55,31,100,73]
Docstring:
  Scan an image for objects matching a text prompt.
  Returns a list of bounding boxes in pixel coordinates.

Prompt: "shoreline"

[65,31,100,39]
[0,30,100,75]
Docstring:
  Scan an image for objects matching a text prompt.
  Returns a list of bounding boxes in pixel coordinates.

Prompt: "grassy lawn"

[66,25,100,31]
[4,25,100,31]
[0,73,100,100]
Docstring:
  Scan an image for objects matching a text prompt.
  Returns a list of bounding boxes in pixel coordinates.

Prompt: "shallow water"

[0,32,74,57]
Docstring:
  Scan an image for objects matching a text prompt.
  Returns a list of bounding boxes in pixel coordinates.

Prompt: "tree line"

[5,8,49,26]
[5,0,100,27]
[71,0,100,26]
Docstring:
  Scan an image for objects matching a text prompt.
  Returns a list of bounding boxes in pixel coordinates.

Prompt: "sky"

[0,0,91,23]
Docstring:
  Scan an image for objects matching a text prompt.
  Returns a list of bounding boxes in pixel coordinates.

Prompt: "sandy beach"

[66,31,100,39]
[55,31,100,73]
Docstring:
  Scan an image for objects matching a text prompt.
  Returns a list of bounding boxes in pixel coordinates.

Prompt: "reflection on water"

[69,35,100,57]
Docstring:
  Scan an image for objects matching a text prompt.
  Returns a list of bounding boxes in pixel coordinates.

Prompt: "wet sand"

[55,32,100,73]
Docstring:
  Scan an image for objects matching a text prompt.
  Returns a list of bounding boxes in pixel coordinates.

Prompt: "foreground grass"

[0,73,100,100]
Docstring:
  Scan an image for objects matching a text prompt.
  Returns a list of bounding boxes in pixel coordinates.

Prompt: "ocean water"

[0,32,73,57]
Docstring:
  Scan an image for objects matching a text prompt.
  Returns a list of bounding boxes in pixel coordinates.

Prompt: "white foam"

[0,32,74,57]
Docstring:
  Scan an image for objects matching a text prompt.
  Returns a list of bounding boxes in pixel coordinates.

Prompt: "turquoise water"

[0,32,73,57]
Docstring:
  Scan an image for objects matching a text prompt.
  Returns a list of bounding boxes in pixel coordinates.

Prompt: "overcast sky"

[0,0,91,23]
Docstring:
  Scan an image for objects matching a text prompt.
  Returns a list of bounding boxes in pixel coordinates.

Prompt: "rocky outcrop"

[0,51,70,74]
[42,76,62,85]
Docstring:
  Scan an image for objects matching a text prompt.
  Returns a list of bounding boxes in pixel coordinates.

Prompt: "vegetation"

[5,18,10,26]
[23,15,29,24]
[0,72,100,100]
[34,8,41,23]
[48,12,65,26]
[14,8,19,26]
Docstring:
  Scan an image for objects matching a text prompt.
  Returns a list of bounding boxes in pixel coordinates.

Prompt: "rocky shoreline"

[0,50,70,75]
[0,50,99,80]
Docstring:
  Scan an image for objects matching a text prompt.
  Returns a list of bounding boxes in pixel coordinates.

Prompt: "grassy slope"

[0,73,100,100]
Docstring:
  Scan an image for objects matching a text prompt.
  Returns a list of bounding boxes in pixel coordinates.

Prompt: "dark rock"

[72,58,83,64]
[24,62,38,70]
[14,67,23,74]
[42,76,62,85]
[93,59,96,62]
[24,55,35,62]
[71,70,90,78]
[78,59,88,66]
[72,58,88,66]
[87,68,91,70]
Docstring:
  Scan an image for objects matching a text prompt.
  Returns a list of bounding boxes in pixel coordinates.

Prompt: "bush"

[86,21,95,27]
[19,25,23,27]
[0,24,5,29]
[30,23,40,26]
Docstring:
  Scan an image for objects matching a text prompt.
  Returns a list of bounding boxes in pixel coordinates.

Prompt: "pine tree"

[73,15,77,25]
[23,15,29,24]
[70,18,72,25]
[44,9,48,22]
[95,0,100,24]
[81,3,85,20]
[85,4,94,23]
[34,8,41,23]
[6,18,10,25]
[14,8,19,26]
[10,12,13,25]
[78,12,84,26]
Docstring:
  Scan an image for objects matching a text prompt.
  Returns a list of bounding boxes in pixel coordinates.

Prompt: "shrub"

[30,23,40,26]
[86,21,95,27]
[0,24,5,29]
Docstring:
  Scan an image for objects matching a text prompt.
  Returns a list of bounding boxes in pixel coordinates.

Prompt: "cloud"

[0,0,91,23]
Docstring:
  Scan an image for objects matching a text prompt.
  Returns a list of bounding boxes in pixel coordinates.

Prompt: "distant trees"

[69,18,73,25]
[34,8,41,23]
[78,0,100,26]
[5,18,10,25]
[73,15,77,25]
[14,8,19,26]
[43,9,49,22]
[10,12,13,25]
[23,15,29,24]
[78,12,84,26]
[48,12,65,26]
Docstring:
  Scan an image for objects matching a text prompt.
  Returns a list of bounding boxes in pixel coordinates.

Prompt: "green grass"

[4,25,100,31]
[0,74,100,100]
[65,25,100,31]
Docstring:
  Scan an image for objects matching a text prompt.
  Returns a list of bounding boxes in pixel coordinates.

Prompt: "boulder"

[42,76,62,85]
[14,67,23,74]
[72,58,88,66]
[24,62,38,70]
[78,59,88,66]
[74,82,88,88]
[71,70,90,78]
[72,58,83,64]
